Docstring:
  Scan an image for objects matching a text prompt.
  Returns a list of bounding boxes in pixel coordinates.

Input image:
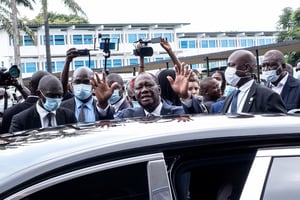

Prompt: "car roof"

[1,114,300,192]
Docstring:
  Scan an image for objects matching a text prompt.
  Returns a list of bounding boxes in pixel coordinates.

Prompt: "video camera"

[133,37,161,57]
[0,65,20,86]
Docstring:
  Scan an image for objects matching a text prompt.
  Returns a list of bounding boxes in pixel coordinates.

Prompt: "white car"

[0,114,300,200]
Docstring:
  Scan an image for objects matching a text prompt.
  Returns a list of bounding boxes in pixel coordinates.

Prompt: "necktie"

[78,104,86,122]
[230,89,240,113]
[47,112,53,127]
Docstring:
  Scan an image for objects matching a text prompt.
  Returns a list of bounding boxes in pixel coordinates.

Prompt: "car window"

[171,149,255,200]
[262,156,300,200]
[24,162,149,200]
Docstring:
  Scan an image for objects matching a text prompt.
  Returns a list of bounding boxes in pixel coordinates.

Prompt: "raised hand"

[90,72,118,108]
[166,63,192,100]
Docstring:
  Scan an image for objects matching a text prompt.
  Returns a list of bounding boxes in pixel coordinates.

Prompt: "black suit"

[279,75,300,111]
[60,97,114,121]
[9,105,77,133]
[221,81,287,114]
[0,96,38,134]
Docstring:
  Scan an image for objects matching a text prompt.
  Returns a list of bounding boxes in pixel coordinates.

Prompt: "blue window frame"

[54,35,64,45]
[56,61,65,72]
[201,40,208,48]
[85,60,95,69]
[247,39,254,47]
[21,63,36,73]
[23,35,34,46]
[130,58,139,65]
[221,40,228,47]
[128,34,138,43]
[240,39,247,47]
[228,39,236,47]
[153,33,163,38]
[103,60,112,68]
[209,40,217,48]
[84,34,93,44]
[180,40,188,48]
[258,39,265,45]
[155,57,164,61]
[74,60,84,69]
[73,35,83,44]
[113,59,122,68]
[164,33,173,42]
[189,40,196,48]
[266,38,273,44]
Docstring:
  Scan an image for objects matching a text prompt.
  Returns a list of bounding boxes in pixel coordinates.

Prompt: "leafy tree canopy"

[23,11,88,24]
[277,6,300,66]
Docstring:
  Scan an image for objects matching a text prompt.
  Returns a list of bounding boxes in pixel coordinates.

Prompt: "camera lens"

[9,65,20,78]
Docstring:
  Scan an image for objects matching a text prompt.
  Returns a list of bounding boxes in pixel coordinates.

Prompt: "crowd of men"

[1,41,300,134]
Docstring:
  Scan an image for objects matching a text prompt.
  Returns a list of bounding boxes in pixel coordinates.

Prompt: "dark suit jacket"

[210,99,225,114]
[60,97,114,121]
[115,101,185,119]
[9,105,77,133]
[280,75,300,111]
[0,96,38,134]
[221,81,287,114]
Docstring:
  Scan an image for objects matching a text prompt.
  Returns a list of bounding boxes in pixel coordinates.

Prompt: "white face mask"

[295,71,300,80]
[225,67,240,87]
[262,70,279,83]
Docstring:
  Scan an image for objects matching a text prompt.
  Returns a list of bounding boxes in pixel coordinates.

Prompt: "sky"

[19,0,300,32]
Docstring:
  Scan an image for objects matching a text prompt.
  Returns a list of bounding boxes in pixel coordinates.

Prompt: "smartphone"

[77,49,90,56]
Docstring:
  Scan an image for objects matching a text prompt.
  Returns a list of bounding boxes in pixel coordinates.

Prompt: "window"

[262,156,300,200]
[180,40,188,48]
[228,39,236,47]
[54,35,65,45]
[25,162,150,200]
[21,62,37,73]
[74,60,85,69]
[130,58,139,65]
[221,40,228,48]
[128,34,138,43]
[83,34,93,44]
[73,35,83,44]
[113,59,122,68]
[201,40,208,48]
[23,35,34,46]
[209,40,217,48]
[56,61,65,72]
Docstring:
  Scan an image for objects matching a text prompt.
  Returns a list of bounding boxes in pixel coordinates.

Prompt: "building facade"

[0,23,277,78]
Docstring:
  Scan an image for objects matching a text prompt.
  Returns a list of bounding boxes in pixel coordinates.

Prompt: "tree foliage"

[23,11,88,24]
[277,6,300,66]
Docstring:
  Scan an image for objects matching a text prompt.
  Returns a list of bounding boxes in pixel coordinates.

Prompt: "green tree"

[277,6,300,66]
[23,11,88,24]
[40,0,87,73]
[0,0,35,80]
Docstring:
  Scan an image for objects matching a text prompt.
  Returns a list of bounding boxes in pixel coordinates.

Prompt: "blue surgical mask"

[262,70,279,83]
[131,100,141,108]
[73,84,92,100]
[41,92,62,112]
[225,67,240,87]
[295,71,300,80]
[224,85,236,96]
[109,89,122,105]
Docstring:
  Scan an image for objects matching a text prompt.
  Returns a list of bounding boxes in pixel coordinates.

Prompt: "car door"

[3,153,172,200]
[241,147,300,200]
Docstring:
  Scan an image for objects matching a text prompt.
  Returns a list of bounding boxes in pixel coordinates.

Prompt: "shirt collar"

[239,79,254,92]
[75,97,93,110]
[36,101,56,118]
[144,102,163,116]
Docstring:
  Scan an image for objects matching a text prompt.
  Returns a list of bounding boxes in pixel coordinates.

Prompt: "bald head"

[73,66,94,85]
[30,71,50,95]
[228,50,256,73]
[38,75,63,97]
[263,50,285,64]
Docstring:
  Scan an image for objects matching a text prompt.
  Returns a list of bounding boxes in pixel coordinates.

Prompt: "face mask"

[295,71,300,80]
[262,70,279,83]
[73,84,92,100]
[224,85,236,96]
[109,89,122,105]
[131,100,141,108]
[225,67,241,87]
[41,92,62,112]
